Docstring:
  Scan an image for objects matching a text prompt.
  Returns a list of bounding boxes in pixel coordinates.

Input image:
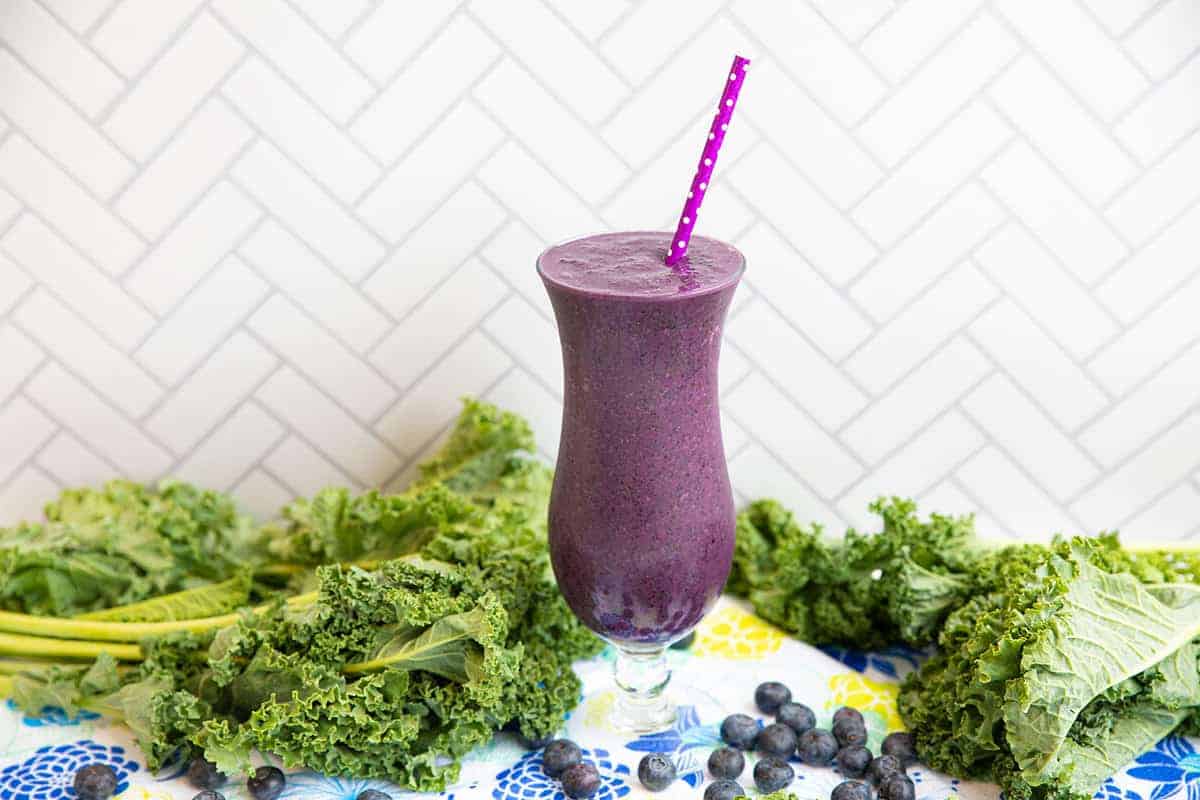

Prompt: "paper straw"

[665,54,750,267]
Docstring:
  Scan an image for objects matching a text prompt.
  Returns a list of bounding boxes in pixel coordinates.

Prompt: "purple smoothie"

[538,231,744,647]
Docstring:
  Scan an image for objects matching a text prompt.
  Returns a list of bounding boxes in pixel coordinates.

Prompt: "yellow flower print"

[827,672,904,732]
[133,790,172,800]
[693,606,784,660]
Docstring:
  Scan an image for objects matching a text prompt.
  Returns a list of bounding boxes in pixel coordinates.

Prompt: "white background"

[0,0,1199,543]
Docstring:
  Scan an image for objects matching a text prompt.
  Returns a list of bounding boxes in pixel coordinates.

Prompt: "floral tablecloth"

[2,598,1196,800]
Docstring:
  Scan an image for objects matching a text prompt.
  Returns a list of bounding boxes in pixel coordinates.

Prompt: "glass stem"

[612,645,675,733]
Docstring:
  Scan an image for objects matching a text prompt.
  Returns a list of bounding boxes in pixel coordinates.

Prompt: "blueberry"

[836,745,873,778]
[831,780,872,800]
[707,747,745,780]
[637,754,676,791]
[756,723,798,759]
[186,759,226,790]
[753,757,795,794]
[833,706,864,727]
[777,702,816,734]
[704,780,744,800]
[542,740,583,778]
[74,765,119,800]
[561,763,601,799]
[879,774,916,800]
[192,792,224,800]
[670,632,696,650]
[754,681,792,714]
[881,732,918,767]
[247,767,285,800]
[720,713,760,750]
[867,754,904,786]
[833,717,868,748]
[798,728,839,765]
[357,791,391,800]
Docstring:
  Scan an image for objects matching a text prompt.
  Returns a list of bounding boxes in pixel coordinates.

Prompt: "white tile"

[991,56,1138,202]
[351,16,499,163]
[289,0,369,38]
[970,300,1107,428]
[231,468,293,520]
[738,61,881,209]
[145,332,276,454]
[126,180,261,313]
[0,0,121,117]
[1073,414,1200,529]
[476,60,627,204]
[343,0,460,82]
[728,299,867,428]
[1120,483,1200,542]
[810,0,893,41]
[36,432,114,488]
[1089,277,1200,395]
[26,363,172,478]
[838,412,984,525]
[964,375,1098,498]
[375,332,512,454]
[719,339,752,396]
[844,338,991,463]
[0,187,15,231]
[256,367,400,485]
[91,0,206,77]
[1082,340,1200,467]
[550,0,629,40]
[481,220,554,320]
[0,323,43,403]
[116,99,252,239]
[3,215,153,349]
[248,295,396,421]
[481,295,562,396]
[958,447,1080,536]
[470,0,626,125]
[1079,0,1158,36]
[0,253,31,316]
[39,0,112,32]
[981,141,1126,282]
[223,58,378,204]
[14,290,161,417]
[1115,55,1200,164]
[477,143,606,242]
[263,435,356,496]
[0,136,143,276]
[1098,200,1200,323]
[599,0,723,84]
[368,182,507,319]
[358,102,504,243]
[730,144,876,283]
[1125,0,1200,79]
[975,225,1117,359]
[238,222,390,353]
[860,0,984,82]
[484,368,562,457]
[174,402,285,490]
[232,141,384,280]
[210,0,372,123]
[1107,129,1200,246]
[859,15,1019,167]
[726,372,863,496]
[732,0,886,125]
[0,396,56,482]
[0,468,60,525]
[851,183,1005,322]
[136,256,268,385]
[848,261,997,393]
[732,224,870,360]
[728,444,844,530]
[995,0,1147,119]
[370,259,505,388]
[103,13,243,160]
[0,51,132,198]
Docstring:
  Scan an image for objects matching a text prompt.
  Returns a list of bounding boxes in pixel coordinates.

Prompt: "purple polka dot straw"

[665,54,750,268]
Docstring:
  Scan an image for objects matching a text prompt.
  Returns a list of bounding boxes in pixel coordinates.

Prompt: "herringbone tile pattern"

[1,0,1199,541]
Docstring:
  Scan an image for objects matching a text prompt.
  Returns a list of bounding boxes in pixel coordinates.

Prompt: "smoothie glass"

[538,231,744,732]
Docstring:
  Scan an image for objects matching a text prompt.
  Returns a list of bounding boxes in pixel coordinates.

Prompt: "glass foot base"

[612,691,676,733]
[611,645,676,733]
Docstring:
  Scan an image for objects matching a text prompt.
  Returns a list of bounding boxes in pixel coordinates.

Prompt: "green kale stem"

[0,632,141,661]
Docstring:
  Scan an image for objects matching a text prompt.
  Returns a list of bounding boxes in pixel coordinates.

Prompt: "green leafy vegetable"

[77,574,253,622]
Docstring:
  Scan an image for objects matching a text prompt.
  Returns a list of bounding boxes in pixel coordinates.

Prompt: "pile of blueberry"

[540,740,605,798]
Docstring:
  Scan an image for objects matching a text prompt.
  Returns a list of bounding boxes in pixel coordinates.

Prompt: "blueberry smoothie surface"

[538,231,744,647]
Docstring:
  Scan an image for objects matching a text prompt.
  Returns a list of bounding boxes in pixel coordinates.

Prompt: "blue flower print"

[0,741,139,800]
[493,748,630,800]
[624,705,721,787]
[1127,736,1200,800]
[4,701,100,728]
[819,645,927,680]
[1096,777,1143,800]
[276,771,404,800]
